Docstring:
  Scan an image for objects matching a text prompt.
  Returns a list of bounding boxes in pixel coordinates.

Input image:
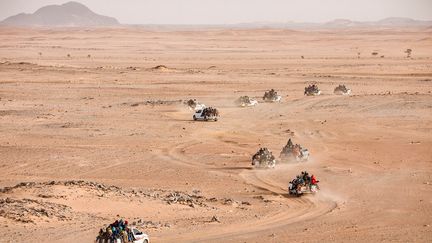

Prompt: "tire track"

[159,118,337,242]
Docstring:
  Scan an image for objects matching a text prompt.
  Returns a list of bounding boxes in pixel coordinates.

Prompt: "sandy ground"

[0,27,431,242]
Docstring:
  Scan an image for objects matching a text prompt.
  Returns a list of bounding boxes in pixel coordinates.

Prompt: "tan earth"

[0,26,431,242]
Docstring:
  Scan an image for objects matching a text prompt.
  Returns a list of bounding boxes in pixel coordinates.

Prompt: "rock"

[208,197,218,202]
[253,195,265,200]
[211,216,220,223]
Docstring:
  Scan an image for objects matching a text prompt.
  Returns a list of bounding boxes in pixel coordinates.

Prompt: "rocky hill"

[1,1,119,27]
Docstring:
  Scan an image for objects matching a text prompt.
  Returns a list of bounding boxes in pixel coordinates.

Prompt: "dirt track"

[0,27,431,242]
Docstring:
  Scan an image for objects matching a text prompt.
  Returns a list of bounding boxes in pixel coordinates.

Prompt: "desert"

[0,25,431,242]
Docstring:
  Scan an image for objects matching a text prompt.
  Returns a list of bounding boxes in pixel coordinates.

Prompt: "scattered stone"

[211,216,220,223]
[253,195,265,200]
[164,191,206,207]
[126,99,183,107]
[0,197,73,223]
[207,197,218,202]
[151,65,169,70]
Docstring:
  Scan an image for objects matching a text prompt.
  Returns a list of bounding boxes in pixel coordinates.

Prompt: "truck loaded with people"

[280,138,310,162]
[288,171,319,196]
[193,107,219,121]
[252,147,276,168]
[263,89,282,102]
[304,84,321,96]
[236,95,258,107]
[95,219,149,243]
[334,84,351,95]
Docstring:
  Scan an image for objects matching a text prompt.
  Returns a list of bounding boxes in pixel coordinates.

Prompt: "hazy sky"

[0,0,431,24]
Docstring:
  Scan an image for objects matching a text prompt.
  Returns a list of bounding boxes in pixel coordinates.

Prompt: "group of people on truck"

[304,84,320,95]
[238,95,251,104]
[202,107,219,117]
[334,84,349,93]
[280,138,304,158]
[96,219,135,243]
[291,171,319,189]
[252,147,275,164]
[263,89,279,100]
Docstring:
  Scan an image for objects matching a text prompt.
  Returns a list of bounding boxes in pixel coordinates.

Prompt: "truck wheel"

[144,240,148,243]
[214,118,218,122]
[193,115,197,121]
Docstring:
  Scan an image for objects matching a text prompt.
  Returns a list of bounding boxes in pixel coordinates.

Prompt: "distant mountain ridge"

[236,17,432,29]
[323,17,432,28]
[1,1,119,27]
[1,1,430,29]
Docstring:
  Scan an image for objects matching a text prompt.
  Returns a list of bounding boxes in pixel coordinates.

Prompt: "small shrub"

[405,49,412,58]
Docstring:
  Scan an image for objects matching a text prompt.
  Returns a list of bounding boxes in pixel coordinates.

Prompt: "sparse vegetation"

[67,53,71,58]
[405,48,412,58]
[371,52,378,56]
[87,54,91,58]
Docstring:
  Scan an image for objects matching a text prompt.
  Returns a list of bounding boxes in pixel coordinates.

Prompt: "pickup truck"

[193,107,219,121]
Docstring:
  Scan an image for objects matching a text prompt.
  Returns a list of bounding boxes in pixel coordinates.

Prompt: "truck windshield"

[133,228,142,235]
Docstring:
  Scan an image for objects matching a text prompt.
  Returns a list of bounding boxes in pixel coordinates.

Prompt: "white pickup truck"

[97,227,149,243]
[193,108,219,121]
[129,228,149,243]
[289,183,319,197]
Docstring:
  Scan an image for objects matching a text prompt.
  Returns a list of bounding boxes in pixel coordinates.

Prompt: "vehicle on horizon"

[334,84,351,95]
[236,95,258,107]
[304,84,321,96]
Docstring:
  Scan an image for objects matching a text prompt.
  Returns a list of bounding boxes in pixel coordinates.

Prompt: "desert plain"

[0,26,431,242]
